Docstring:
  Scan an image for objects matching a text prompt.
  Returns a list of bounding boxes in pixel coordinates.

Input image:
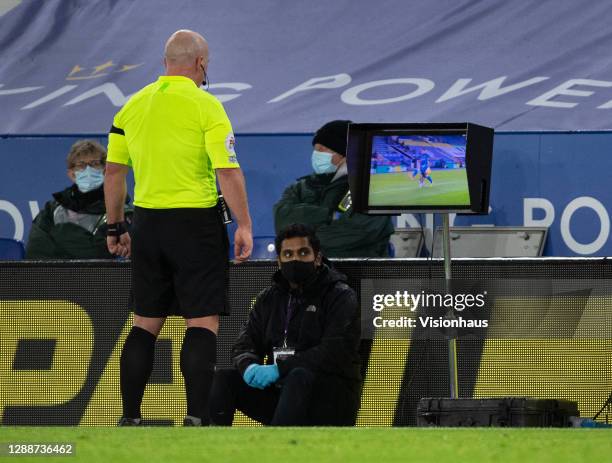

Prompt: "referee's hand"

[107,232,131,258]
[233,226,252,262]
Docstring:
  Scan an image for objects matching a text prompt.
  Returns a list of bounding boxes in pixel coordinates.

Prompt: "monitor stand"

[442,213,460,399]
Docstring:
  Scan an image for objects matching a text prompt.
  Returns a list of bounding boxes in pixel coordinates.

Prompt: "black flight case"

[417,397,579,427]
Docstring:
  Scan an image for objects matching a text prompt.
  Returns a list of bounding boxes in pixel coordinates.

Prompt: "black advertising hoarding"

[1,260,610,426]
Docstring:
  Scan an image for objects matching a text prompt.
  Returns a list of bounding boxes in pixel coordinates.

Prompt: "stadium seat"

[0,238,26,260]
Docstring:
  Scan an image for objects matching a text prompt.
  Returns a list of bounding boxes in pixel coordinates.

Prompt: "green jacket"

[273,173,394,257]
[25,185,132,260]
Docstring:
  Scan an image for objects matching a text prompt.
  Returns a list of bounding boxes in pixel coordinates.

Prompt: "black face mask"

[280,260,317,285]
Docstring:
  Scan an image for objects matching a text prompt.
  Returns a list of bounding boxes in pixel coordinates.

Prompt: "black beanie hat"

[312,120,352,156]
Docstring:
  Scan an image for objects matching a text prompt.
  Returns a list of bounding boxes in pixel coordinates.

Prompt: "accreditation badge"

[273,347,295,364]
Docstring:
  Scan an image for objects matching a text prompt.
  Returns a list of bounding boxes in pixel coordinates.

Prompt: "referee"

[104,29,253,426]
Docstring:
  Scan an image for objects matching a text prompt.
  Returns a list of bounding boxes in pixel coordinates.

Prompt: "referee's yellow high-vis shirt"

[107,75,239,209]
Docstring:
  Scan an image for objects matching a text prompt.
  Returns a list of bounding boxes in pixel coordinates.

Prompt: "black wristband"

[107,221,127,237]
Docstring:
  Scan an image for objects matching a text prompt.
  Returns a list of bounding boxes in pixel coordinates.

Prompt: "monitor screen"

[346,123,493,214]
[368,132,469,208]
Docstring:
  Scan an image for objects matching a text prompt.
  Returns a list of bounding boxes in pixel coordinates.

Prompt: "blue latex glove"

[243,364,259,387]
[245,364,279,389]
[252,364,280,389]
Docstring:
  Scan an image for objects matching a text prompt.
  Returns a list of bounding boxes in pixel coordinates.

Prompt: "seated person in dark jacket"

[26,139,132,259]
[274,120,394,257]
[209,223,362,426]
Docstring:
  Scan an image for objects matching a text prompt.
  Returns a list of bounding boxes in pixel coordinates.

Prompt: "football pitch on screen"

[369,169,470,207]
[2,427,610,463]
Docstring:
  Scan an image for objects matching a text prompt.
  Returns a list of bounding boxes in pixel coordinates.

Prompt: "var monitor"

[346,123,493,214]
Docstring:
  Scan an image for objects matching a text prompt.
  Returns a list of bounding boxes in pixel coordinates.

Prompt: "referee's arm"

[216,167,253,262]
[104,161,131,257]
[105,119,131,257]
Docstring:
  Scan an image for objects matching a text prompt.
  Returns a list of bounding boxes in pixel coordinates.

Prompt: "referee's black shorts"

[131,206,229,318]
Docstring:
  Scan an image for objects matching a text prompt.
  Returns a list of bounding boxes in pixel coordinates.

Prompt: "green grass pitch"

[2,427,610,463]
[369,169,470,207]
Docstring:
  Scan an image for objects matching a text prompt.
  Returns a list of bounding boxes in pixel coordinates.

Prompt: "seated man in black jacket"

[274,120,394,257]
[209,223,362,426]
[25,139,131,259]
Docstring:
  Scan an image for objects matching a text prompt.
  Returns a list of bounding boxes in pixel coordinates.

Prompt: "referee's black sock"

[120,326,157,419]
[180,327,217,423]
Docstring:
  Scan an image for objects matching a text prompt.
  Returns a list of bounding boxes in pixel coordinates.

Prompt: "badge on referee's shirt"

[225,132,238,164]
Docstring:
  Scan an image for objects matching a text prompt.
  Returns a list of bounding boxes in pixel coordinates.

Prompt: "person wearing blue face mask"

[25,140,132,259]
[274,120,394,257]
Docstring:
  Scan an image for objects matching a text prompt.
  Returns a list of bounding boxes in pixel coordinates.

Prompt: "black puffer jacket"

[232,263,362,384]
[273,173,394,257]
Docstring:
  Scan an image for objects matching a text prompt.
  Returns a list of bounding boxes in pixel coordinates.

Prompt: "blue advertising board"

[1,132,611,256]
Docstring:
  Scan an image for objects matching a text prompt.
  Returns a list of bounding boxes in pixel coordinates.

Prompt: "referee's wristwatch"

[107,221,128,237]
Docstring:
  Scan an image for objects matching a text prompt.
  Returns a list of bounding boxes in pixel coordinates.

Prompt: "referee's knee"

[185,315,219,335]
[133,315,166,336]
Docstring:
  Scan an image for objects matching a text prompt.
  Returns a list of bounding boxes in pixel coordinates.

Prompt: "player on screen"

[411,152,433,187]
